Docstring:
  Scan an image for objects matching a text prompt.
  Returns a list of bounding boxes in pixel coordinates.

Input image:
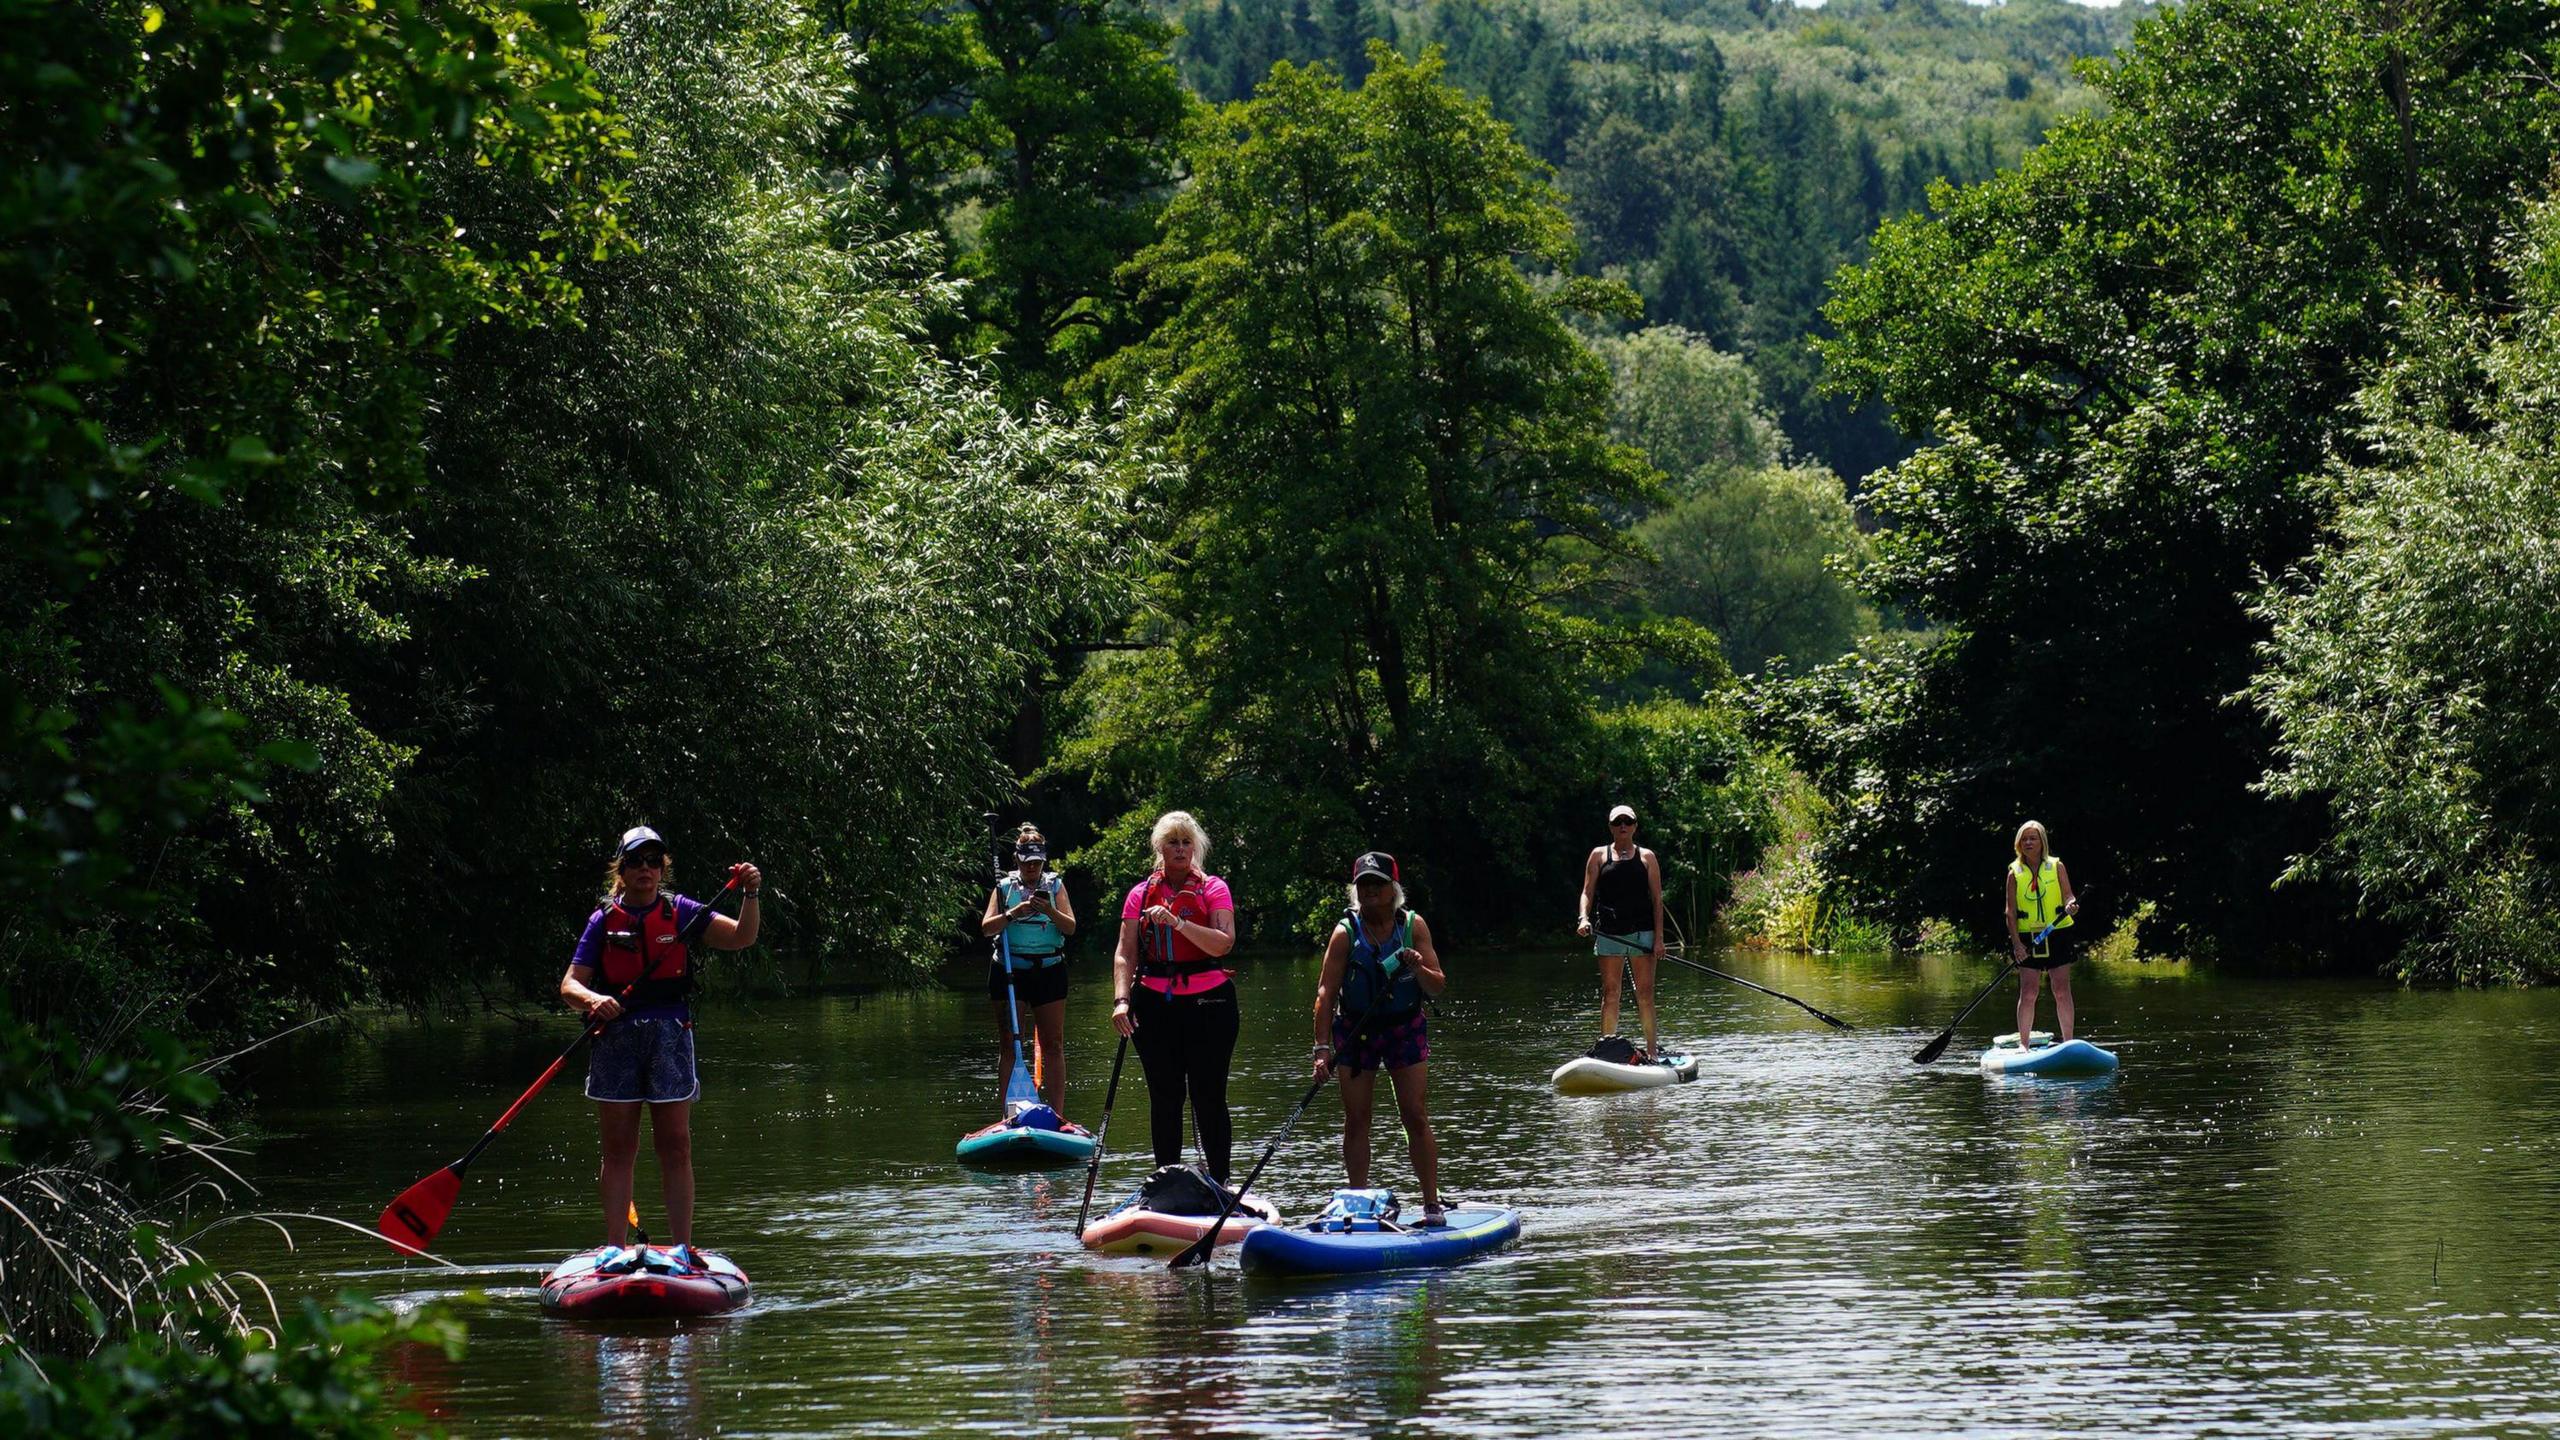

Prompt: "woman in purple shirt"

[559,826,760,1270]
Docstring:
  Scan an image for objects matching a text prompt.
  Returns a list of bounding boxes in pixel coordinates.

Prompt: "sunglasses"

[621,851,666,870]
[1610,818,1636,827]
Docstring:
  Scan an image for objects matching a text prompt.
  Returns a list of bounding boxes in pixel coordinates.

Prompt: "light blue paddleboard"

[1979,1035,2118,1077]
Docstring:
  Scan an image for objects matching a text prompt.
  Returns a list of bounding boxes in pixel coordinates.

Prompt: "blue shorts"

[1595,929,1654,957]
[586,1017,700,1103]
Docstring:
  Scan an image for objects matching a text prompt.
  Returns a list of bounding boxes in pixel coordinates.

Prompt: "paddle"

[1072,910,1156,1236]
[986,812,1051,1125]
[1909,916,2061,1065]
[1170,979,1383,1270]
[1611,934,1856,1032]
[376,867,743,1255]
[1071,1035,1130,1236]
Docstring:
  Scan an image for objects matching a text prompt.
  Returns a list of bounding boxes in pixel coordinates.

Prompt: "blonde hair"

[2012,820,2052,862]
[1346,878,1406,911]
[1149,810,1209,871]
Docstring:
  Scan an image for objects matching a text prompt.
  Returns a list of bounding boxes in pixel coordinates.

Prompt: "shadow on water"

[228,947,2560,1437]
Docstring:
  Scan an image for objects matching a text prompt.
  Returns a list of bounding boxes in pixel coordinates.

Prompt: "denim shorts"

[1594,929,1655,957]
[585,1016,700,1103]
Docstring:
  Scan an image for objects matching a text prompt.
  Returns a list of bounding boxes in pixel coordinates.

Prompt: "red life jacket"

[599,895,695,1009]
[1134,871,1223,979]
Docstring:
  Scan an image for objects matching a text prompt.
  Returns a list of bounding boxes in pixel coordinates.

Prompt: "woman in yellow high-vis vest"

[2005,820,2080,1046]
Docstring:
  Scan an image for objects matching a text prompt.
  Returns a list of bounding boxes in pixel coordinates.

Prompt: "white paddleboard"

[1551,1052,1700,1095]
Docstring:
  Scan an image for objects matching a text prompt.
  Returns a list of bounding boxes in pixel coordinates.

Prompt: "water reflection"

[222,950,2560,1438]
[544,1318,732,1438]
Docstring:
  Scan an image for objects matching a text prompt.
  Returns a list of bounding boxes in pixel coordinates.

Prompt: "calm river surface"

[231,948,2560,1437]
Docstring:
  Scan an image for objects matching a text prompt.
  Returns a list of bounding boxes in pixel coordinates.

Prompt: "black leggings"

[1129,981,1240,1181]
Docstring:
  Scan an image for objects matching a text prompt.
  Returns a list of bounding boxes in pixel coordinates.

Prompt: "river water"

[230,948,2560,1437]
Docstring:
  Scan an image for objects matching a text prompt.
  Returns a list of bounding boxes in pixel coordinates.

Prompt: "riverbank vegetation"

[10,0,2560,1421]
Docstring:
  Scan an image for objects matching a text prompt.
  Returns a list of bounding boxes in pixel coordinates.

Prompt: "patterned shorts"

[586,1016,700,1104]
[1332,1009,1429,1076]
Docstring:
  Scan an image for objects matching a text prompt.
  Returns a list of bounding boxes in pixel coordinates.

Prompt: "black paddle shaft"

[1172,984,1384,1269]
[444,870,741,1177]
[1073,1034,1131,1237]
[1910,916,2061,1065]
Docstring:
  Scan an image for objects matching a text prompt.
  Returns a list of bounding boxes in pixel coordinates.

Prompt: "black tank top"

[1593,847,1650,934]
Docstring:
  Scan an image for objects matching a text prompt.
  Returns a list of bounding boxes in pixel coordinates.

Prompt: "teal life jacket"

[1338,907,1423,1026]
[998,871,1065,967]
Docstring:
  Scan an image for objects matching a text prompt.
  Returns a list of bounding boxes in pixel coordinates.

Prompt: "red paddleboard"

[538,1247,750,1318]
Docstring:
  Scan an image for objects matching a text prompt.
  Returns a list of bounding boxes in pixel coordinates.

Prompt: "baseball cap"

[618,825,666,856]
[1350,851,1399,884]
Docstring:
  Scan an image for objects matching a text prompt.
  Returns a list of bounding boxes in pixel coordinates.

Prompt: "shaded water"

[232,949,2560,1437]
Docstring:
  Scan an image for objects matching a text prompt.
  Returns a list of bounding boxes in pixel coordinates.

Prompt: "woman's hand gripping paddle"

[1910,916,2060,1065]
[376,868,744,1255]
[1170,988,1379,1270]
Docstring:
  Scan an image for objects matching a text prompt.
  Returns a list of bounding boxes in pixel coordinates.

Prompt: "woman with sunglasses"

[559,826,762,1272]
[979,822,1077,1113]
[1110,811,1241,1179]
[1576,804,1664,1061]
[1312,851,1449,1223]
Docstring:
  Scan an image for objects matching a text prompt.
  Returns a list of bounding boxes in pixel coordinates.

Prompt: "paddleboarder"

[2006,819,2080,1046]
[559,826,761,1271]
[1313,851,1448,1224]
[1576,804,1665,1061]
[979,823,1077,1114]
[1109,811,1241,1180]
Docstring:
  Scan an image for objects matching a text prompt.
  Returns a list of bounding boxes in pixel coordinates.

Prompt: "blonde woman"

[979,823,1077,1114]
[559,826,761,1271]
[1109,811,1240,1179]
[2006,820,2080,1045]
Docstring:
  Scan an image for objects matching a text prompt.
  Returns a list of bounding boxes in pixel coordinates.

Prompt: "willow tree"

[1071,47,1655,927]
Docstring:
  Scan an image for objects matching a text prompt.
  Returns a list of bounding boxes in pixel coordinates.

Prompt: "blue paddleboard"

[1238,1198,1520,1278]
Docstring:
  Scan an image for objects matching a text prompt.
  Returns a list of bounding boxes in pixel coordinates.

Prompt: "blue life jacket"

[1338,907,1423,1026]
[997,871,1065,968]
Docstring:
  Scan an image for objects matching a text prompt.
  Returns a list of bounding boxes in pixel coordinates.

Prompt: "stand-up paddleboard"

[1084,1163,1277,1255]
[1551,1051,1699,1094]
[1239,1190,1520,1278]
[539,1246,750,1318]
[1980,1033,2118,1077]
[956,1114,1099,1169]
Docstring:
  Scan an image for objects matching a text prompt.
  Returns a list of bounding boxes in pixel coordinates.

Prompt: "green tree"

[389,0,1150,995]
[2250,199,2560,984]
[829,0,1194,396]
[1776,0,2560,958]
[0,0,621,1030]
[1076,47,1656,927]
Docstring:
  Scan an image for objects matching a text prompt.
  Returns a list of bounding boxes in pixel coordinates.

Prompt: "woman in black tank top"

[1576,805,1664,1059]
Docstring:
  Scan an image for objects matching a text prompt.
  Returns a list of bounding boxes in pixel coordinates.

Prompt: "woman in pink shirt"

[1110,811,1241,1180]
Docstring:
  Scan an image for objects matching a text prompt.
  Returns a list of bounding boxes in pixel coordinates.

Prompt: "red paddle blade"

[379,1166,462,1254]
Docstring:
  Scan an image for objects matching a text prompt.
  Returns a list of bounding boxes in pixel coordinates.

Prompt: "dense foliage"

[826,0,1195,397]
[1067,49,1718,932]
[1591,326,1870,680]
[1166,0,2150,482]
[2250,201,2560,984]
[3,0,1148,1038]
[1764,0,2560,959]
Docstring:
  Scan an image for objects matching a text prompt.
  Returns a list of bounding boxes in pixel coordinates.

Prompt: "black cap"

[1014,840,1047,863]
[1350,851,1398,884]
[618,825,666,855]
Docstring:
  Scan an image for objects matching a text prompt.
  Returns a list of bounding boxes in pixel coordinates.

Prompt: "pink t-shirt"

[1121,871,1236,997]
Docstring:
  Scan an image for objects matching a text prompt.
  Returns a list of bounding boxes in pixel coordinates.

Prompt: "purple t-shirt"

[572,892,708,1021]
